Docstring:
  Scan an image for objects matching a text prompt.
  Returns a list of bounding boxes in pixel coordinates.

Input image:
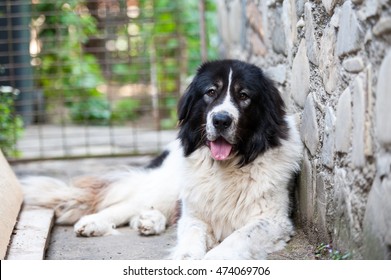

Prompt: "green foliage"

[34,0,218,128]
[69,97,111,125]
[69,97,142,125]
[125,0,218,90]
[112,63,150,84]
[315,243,351,260]
[181,0,219,72]
[36,0,98,46]
[205,0,219,60]
[111,98,141,124]
[138,0,218,129]
[35,0,105,118]
[160,96,178,129]
[0,91,24,157]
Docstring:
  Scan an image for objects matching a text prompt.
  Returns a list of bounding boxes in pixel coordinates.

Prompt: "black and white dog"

[22,60,303,259]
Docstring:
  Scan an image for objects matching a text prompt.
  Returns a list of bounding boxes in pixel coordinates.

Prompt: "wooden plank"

[0,150,23,259]
[6,206,54,260]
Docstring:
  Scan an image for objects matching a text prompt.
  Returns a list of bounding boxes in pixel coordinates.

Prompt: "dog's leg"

[170,215,212,260]
[130,209,167,236]
[74,202,139,237]
[203,218,293,260]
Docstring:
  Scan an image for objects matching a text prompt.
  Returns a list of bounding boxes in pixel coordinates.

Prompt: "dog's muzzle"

[206,111,237,161]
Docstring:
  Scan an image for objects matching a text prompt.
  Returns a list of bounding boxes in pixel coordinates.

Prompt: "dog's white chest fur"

[182,149,265,241]
[172,115,302,259]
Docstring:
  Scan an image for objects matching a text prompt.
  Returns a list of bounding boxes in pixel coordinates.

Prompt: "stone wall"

[216,0,391,259]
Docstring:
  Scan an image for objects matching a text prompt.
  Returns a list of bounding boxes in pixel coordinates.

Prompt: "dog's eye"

[206,88,216,97]
[239,91,249,101]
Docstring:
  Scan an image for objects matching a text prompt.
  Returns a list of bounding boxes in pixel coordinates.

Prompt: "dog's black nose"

[213,112,233,131]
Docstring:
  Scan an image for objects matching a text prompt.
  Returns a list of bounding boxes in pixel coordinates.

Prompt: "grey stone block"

[335,87,352,153]
[322,106,336,169]
[343,56,365,73]
[250,30,267,56]
[228,0,244,46]
[336,1,364,57]
[272,7,287,55]
[300,93,319,155]
[304,2,319,66]
[247,2,267,57]
[352,73,366,168]
[315,173,329,242]
[291,39,310,107]
[299,149,314,224]
[364,65,373,157]
[319,24,338,94]
[362,156,391,259]
[332,168,354,254]
[282,0,297,62]
[246,1,264,38]
[376,51,391,146]
[265,64,287,84]
[217,0,245,58]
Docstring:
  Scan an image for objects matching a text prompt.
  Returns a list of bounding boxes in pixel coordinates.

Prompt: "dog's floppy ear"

[238,75,288,166]
[177,82,196,125]
[177,81,204,157]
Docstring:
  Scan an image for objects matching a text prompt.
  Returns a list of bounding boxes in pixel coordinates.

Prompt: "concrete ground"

[12,157,316,260]
[46,226,177,260]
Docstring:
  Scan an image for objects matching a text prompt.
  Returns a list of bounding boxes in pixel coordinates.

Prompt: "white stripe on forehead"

[227,68,233,93]
[208,68,239,119]
[219,68,232,107]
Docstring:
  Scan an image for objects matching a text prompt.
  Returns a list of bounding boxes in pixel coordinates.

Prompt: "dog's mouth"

[206,137,233,161]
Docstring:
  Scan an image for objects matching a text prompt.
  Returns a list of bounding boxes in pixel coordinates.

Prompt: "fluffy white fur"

[21,115,302,259]
[22,140,183,237]
[172,115,302,259]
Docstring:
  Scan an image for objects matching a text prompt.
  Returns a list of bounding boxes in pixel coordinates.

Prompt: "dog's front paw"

[130,210,166,236]
[74,215,117,237]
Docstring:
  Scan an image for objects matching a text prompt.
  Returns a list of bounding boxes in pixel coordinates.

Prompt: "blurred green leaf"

[0,92,24,157]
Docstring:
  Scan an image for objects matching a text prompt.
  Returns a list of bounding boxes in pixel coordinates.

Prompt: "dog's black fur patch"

[146,150,170,169]
[177,59,288,166]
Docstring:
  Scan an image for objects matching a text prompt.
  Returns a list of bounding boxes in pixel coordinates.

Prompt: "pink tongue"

[210,138,233,161]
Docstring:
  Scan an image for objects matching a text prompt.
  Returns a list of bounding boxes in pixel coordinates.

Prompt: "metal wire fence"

[0,0,218,161]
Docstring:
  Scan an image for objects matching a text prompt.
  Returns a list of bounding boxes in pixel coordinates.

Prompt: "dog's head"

[177,59,288,166]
